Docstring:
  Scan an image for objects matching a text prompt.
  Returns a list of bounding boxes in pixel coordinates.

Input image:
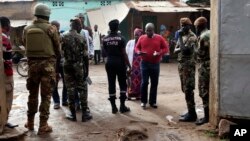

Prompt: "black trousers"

[94,50,101,64]
[105,59,127,97]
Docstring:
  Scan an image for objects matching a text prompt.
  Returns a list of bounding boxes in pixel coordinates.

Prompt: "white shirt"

[80,29,94,56]
[125,39,135,66]
[93,31,101,50]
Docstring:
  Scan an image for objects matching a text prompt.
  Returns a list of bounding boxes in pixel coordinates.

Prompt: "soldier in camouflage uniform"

[194,17,210,125]
[174,18,198,122]
[62,18,92,122]
[23,3,60,135]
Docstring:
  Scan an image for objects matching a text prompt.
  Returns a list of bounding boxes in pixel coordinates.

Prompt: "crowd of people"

[1,3,210,135]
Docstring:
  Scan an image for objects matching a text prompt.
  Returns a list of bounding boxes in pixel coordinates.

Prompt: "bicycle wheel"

[16,60,28,77]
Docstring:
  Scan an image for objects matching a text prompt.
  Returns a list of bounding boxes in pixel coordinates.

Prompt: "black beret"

[108,19,119,27]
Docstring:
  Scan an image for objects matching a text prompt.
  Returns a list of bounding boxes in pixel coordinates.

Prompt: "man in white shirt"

[93,25,101,65]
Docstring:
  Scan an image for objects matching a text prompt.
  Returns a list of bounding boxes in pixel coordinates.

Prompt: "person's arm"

[50,27,61,73]
[82,38,89,80]
[88,36,94,57]
[121,38,131,70]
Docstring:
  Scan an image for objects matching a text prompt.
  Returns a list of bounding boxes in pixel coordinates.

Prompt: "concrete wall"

[219,0,250,119]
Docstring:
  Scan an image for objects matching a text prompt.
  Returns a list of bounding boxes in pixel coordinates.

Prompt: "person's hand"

[153,51,160,57]
[126,68,131,76]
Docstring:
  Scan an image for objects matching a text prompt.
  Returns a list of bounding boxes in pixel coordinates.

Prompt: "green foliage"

[204,130,217,137]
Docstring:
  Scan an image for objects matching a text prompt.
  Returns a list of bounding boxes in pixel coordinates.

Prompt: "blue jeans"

[52,65,67,104]
[140,61,160,104]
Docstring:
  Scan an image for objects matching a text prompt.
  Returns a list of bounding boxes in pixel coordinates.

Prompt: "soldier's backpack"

[25,25,54,57]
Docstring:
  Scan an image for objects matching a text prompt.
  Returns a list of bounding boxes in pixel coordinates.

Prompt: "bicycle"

[16,57,28,77]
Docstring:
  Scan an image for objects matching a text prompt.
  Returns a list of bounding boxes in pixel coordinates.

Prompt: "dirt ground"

[8,61,221,141]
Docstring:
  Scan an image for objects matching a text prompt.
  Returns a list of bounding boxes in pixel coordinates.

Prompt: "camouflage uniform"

[62,30,88,112]
[23,18,60,130]
[197,29,210,109]
[176,31,197,113]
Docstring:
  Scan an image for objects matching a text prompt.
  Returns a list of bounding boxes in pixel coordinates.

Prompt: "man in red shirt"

[1,16,18,128]
[135,23,168,109]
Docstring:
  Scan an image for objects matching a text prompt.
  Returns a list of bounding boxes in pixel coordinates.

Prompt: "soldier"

[194,17,210,125]
[23,3,60,135]
[74,13,94,110]
[103,19,131,114]
[174,17,198,122]
[62,18,92,122]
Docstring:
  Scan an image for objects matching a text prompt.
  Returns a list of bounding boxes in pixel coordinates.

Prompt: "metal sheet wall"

[219,0,250,118]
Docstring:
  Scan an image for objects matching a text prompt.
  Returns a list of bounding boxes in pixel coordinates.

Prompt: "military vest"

[25,23,55,57]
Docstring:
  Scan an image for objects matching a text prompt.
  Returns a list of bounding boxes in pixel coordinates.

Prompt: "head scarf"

[134,28,143,36]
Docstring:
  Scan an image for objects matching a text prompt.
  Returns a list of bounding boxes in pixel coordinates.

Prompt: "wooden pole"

[0,21,7,134]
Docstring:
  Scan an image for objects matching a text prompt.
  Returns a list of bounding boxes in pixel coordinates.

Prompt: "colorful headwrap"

[134,28,143,36]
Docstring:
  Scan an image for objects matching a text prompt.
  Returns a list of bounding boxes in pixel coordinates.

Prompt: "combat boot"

[37,123,52,135]
[109,96,118,114]
[119,94,130,113]
[82,108,92,122]
[24,116,35,130]
[196,107,209,125]
[179,109,197,122]
[66,106,77,121]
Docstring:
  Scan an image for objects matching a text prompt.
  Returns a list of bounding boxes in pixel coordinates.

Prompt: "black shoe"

[120,106,130,113]
[179,112,197,122]
[82,110,93,122]
[150,103,158,109]
[195,117,209,125]
[66,113,77,121]
[5,123,18,128]
[112,106,118,114]
[180,112,188,117]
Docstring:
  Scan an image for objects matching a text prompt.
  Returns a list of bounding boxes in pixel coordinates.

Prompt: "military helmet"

[33,3,51,17]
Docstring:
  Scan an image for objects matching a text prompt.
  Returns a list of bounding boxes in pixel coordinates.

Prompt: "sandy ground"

[8,61,221,141]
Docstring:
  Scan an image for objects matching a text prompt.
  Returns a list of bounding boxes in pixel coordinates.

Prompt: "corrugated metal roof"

[11,20,32,27]
[128,1,209,12]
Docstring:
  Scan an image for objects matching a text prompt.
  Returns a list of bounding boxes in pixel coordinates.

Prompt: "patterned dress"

[126,40,141,99]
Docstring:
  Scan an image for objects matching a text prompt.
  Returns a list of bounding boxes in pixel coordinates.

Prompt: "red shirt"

[2,33,13,76]
[135,34,168,64]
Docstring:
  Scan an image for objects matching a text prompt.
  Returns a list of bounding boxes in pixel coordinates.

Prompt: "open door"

[142,16,157,33]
